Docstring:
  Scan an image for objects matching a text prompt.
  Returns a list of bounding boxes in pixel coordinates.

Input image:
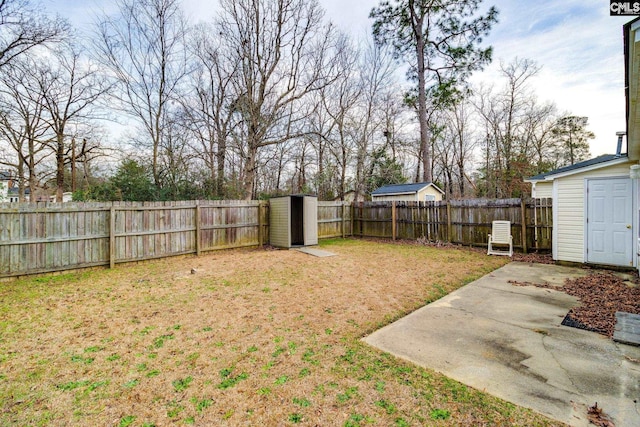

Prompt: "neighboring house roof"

[371,182,444,196]
[525,154,629,182]
[8,187,30,195]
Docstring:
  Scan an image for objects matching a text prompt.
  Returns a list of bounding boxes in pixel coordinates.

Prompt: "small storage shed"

[371,182,444,202]
[269,195,318,248]
[526,154,636,268]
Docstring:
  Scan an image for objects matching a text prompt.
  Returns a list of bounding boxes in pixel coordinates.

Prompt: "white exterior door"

[586,178,634,266]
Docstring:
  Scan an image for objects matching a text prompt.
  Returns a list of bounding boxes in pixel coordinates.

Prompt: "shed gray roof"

[371,182,443,196]
[526,154,625,181]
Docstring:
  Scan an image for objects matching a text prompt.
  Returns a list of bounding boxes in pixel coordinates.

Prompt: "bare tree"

[94,0,189,188]
[474,58,557,197]
[183,24,239,198]
[218,0,338,199]
[306,91,336,199]
[0,58,51,201]
[39,44,108,201]
[352,39,397,200]
[524,101,557,173]
[0,0,68,68]
[436,97,477,197]
[321,35,361,200]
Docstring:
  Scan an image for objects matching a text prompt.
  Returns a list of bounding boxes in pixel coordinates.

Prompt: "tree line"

[0,0,594,203]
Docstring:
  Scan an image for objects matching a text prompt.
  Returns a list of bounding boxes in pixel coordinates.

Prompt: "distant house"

[0,172,62,203]
[371,182,444,202]
[7,187,22,203]
[331,190,364,203]
[0,171,17,202]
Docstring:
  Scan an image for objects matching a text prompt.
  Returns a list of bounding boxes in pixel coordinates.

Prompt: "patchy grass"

[0,239,561,426]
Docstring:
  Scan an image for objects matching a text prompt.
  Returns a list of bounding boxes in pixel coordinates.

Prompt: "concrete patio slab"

[363,262,640,427]
[292,247,337,257]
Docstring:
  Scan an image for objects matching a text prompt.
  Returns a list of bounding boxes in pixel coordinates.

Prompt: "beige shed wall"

[372,193,417,202]
[554,161,633,263]
[533,182,553,198]
[417,186,444,202]
[372,186,443,202]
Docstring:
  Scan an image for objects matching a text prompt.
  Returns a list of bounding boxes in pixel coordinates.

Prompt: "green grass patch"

[172,376,193,392]
[430,408,451,420]
[118,415,136,427]
[217,368,248,390]
[293,397,311,407]
[151,334,174,349]
[57,380,91,391]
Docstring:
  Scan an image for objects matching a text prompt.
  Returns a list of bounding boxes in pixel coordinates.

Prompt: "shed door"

[587,178,634,266]
[303,196,318,245]
[270,197,291,248]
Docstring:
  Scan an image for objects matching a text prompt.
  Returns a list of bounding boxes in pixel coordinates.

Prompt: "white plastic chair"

[487,220,513,257]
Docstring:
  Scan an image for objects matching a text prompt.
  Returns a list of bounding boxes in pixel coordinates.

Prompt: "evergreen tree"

[370,0,498,182]
[552,116,593,166]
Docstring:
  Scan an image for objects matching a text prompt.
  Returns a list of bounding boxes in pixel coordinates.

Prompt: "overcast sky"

[45,0,633,156]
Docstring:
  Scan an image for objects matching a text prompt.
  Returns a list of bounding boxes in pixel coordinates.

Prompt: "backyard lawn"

[0,239,563,426]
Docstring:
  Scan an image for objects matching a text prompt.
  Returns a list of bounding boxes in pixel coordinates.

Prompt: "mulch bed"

[413,237,555,264]
[510,271,640,337]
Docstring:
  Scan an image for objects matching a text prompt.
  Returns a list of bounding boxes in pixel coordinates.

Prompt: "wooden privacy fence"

[0,200,268,277]
[317,201,352,238]
[351,198,552,252]
[0,198,550,277]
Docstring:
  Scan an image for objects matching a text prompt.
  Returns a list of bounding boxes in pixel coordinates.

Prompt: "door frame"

[583,176,636,267]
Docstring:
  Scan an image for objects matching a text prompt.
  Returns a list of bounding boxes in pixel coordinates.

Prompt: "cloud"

[474,0,631,155]
[47,0,633,156]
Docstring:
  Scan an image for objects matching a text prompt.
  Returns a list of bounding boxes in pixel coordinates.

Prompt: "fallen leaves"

[511,271,640,337]
[587,402,615,427]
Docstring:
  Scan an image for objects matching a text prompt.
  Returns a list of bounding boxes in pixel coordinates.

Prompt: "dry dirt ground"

[0,239,565,427]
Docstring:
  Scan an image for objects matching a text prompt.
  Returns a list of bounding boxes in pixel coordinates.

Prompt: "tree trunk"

[28,138,36,202]
[412,7,431,183]
[216,130,226,198]
[458,161,465,197]
[16,158,24,202]
[243,142,257,200]
[56,133,64,202]
[71,137,76,192]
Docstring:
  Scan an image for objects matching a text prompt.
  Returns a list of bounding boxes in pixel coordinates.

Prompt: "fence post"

[392,201,397,240]
[520,199,527,254]
[109,206,115,269]
[446,202,452,243]
[341,202,346,238]
[258,202,265,246]
[195,202,201,256]
[412,203,416,239]
[351,203,356,236]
